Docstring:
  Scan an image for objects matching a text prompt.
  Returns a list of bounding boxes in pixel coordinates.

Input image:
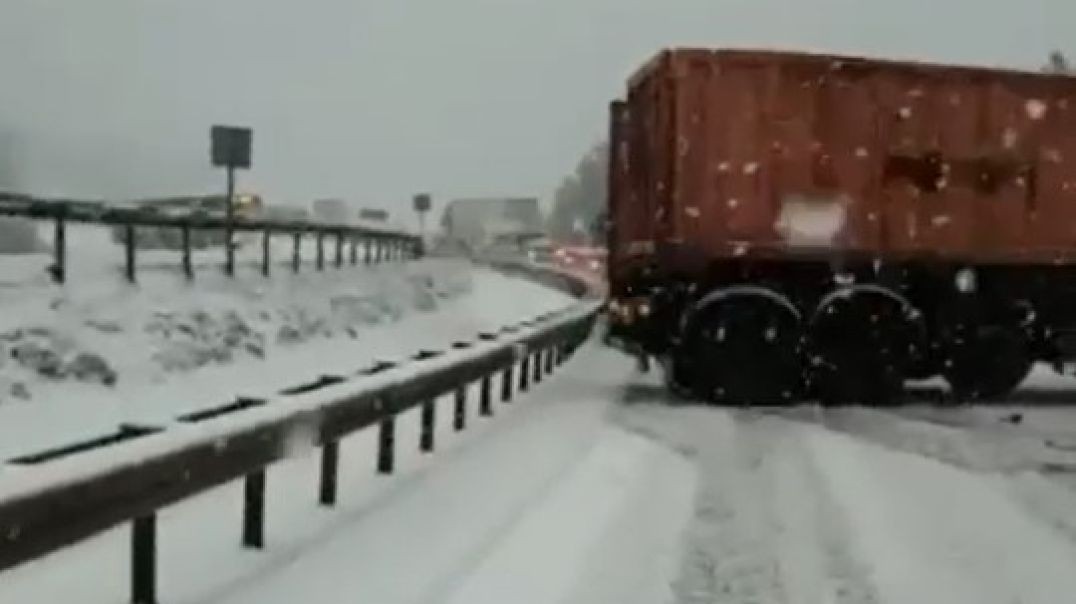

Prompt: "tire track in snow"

[612,404,882,604]
[800,406,1076,553]
[803,423,1076,603]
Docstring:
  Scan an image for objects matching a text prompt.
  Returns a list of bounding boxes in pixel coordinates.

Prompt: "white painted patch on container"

[1026,99,1048,121]
[774,194,848,246]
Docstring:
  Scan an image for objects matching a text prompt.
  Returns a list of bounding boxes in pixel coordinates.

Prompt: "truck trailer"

[606,48,1076,404]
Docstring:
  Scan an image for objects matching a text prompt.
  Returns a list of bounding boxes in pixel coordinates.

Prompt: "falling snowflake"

[717,162,731,173]
[855,147,870,159]
[727,198,740,209]
[685,206,701,218]
[931,215,952,227]
[1003,128,1019,149]
[898,106,913,119]
[743,162,759,175]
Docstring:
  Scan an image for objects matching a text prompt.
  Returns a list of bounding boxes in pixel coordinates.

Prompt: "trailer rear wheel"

[942,324,1031,401]
[679,287,802,405]
[808,285,925,406]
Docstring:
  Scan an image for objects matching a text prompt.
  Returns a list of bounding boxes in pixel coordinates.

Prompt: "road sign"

[413,194,432,213]
[210,125,253,277]
[211,126,252,169]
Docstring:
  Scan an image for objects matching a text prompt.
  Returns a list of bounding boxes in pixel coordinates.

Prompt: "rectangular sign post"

[413,194,432,253]
[211,125,253,277]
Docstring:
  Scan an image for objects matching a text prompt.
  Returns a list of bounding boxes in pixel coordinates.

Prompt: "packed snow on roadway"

[5,336,1076,604]
[0,223,575,459]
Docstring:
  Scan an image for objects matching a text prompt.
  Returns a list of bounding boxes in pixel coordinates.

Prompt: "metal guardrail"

[0,266,599,604]
[0,192,422,282]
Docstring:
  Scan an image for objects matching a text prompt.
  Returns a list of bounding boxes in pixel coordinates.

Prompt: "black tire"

[808,286,925,406]
[680,288,802,406]
[942,324,1032,401]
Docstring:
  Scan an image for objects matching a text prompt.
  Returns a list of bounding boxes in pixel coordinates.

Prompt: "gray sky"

[1,0,1073,214]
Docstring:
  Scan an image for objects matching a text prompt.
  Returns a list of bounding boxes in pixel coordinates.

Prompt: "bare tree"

[549,141,608,245]
[1045,50,1072,74]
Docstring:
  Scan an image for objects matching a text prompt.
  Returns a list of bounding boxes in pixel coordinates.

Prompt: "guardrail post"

[262,228,271,277]
[292,232,302,273]
[125,225,137,283]
[315,232,325,271]
[519,356,530,392]
[243,470,266,549]
[335,231,345,268]
[420,399,435,452]
[453,386,467,431]
[502,366,513,402]
[480,375,493,416]
[533,351,543,383]
[52,213,66,284]
[319,440,339,506]
[364,239,372,265]
[377,415,395,474]
[131,514,157,604]
[181,223,193,280]
[349,237,358,265]
[545,346,555,374]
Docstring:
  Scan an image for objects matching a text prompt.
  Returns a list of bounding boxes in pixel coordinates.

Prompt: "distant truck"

[606,48,1076,405]
[441,197,544,255]
[312,198,352,225]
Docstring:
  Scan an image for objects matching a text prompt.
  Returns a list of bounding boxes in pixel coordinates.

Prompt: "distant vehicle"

[524,237,555,265]
[259,204,310,223]
[312,198,352,225]
[441,197,544,252]
[606,48,1076,405]
[110,193,263,250]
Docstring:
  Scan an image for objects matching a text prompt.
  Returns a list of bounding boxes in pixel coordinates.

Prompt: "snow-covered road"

[6,341,1076,603]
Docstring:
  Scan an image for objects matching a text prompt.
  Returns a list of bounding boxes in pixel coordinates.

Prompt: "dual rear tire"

[667,285,1031,405]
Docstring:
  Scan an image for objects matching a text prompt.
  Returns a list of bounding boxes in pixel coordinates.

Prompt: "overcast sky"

[1,0,1073,215]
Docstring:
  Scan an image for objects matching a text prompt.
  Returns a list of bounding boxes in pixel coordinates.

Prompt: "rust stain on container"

[609,48,1076,274]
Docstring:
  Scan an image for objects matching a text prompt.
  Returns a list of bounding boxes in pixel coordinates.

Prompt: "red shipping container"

[609,49,1076,280]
